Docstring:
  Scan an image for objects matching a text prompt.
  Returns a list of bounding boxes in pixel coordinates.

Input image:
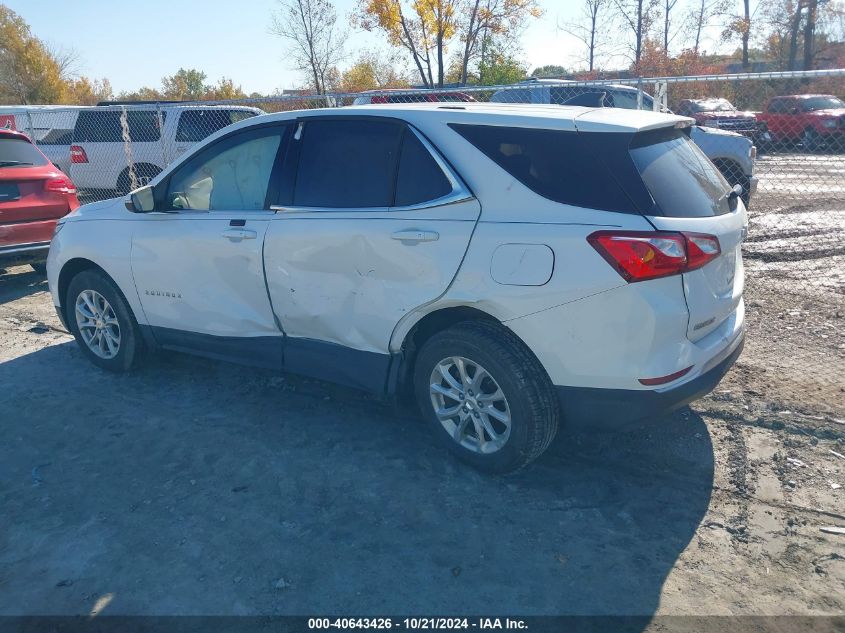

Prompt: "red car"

[0,129,79,273]
[675,98,763,141]
[756,94,845,151]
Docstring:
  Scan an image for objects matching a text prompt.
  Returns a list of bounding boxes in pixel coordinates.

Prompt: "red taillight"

[45,177,77,195]
[587,230,721,282]
[70,145,88,163]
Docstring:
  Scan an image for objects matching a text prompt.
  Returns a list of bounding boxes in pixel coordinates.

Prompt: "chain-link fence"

[6,68,844,417]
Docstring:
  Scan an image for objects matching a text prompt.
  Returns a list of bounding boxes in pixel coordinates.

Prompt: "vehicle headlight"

[822,119,837,128]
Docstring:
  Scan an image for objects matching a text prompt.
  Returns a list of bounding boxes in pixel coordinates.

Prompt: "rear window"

[450,124,636,213]
[74,110,165,143]
[0,137,48,166]
[175,109,257,142]
[630,129,731,217]
[394,130,452,206]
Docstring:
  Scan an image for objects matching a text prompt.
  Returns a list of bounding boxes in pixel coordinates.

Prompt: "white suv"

[68,104,262,194]
[47,103,746,472]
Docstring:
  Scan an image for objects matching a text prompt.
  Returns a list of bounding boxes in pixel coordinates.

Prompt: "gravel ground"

[1,153,844,622]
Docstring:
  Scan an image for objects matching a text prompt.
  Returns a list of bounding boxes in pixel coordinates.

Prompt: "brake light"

[638,365,694,386]
[70,145,88,163]
[45,177,77,195]
[587,231,721,282]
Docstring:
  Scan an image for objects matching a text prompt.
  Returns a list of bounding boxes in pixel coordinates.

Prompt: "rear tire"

[66,270,143,372]
[413,321,559,473]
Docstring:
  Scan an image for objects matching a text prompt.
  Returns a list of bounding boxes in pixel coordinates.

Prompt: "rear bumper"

[556,333,744,432]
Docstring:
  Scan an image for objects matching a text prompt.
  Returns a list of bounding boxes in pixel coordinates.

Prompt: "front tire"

[66,270,142,372]
[413,321,559,473]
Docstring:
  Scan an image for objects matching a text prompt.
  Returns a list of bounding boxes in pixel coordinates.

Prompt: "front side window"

[768,99,786,113]
[166,126,285,211]
[800,96,844,111]
[293,119,403,208]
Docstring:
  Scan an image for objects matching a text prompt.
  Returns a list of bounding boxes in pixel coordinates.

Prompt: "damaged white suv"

[48,103,747,472]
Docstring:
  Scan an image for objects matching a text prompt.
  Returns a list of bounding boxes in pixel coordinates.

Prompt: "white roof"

[259,102,692,134]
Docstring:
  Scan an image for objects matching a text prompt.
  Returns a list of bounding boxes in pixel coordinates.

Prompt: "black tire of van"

[117,164,162,195]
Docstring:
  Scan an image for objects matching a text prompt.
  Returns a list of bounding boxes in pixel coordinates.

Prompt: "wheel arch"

[391,305,507,399]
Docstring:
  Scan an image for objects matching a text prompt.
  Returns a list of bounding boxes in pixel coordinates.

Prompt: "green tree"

[477,38,527,84]
[530,64,568,77]
[161,68,208,100]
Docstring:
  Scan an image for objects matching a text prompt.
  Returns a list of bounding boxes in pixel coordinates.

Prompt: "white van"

[69,104,263,194]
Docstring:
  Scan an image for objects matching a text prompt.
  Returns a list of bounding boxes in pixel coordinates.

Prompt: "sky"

[7,0,583,95]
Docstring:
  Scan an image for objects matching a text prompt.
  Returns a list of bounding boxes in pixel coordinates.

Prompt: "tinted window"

[550,86,583,104]
[630,129,730,217]
[394,131,452,206]
[768,99,786,113]
[294,119,402,208]
[0,137,48,166]
[74,110,165,142]
[166,126,285,211]
[450,124,635,213]
[800,96,844,111]
[175,109,257,142]
[490,88,532,103]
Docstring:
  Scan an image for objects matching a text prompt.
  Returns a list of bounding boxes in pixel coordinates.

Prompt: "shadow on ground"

[0,341,714,620]
[0,268,48,306]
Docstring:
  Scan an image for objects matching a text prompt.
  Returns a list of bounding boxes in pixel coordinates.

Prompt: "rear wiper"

[0,160,33,167]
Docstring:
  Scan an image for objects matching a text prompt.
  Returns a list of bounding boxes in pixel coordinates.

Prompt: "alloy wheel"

[75,289,121,359]
[429,356,511,454]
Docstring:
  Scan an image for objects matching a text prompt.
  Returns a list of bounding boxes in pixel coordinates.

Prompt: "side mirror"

[128,185,155,213]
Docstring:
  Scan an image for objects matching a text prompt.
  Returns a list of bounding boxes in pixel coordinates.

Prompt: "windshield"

[692,99,735,113]
[630,129,731,217]
[801,96,844,111]
[0,137,48,167]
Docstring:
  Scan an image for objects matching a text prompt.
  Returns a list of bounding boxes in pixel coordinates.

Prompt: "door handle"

[391,229,439,244]
[221,228,257,241]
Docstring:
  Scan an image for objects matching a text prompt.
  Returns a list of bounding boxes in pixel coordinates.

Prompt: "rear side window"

[630,129,730,217]
[767,99,786,113]
[394,131,452,206]
[0,137,48,166]
[175,109,257,142]
[294,119,403,208]
[490,88,531,103]
[450,124,635,213]
[74,110,165,142]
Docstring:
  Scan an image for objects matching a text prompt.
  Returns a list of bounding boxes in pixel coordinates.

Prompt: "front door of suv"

[130,123,290,368]
[263,116,481,392]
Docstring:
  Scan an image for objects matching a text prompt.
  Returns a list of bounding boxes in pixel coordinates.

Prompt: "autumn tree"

[0,5,66,103]
[722,0,752,68]
[65,77,113,105]
[558,0,613,71]
[338,50,409,92]
[457,0,541,85]
[356,0,460,89]
[271,0,346,94]
[685,0,730,54]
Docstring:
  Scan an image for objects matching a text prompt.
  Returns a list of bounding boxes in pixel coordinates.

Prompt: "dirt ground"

[1,152,844,623]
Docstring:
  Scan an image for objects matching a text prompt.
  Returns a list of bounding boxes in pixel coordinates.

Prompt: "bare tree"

[802,0,818,69]
[271,0,346,94]
[686,0,730,53]
[558,0,611,71]
[662,0,679,52]
[613,0,658,66]
[458,0,540,85]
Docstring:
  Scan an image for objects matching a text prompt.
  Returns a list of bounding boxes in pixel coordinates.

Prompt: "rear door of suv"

[263,116,480,391]
[626,126,747,342]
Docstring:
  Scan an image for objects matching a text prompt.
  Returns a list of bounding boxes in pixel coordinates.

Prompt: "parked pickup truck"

[675,98,768,145]
[756,94,845,151]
